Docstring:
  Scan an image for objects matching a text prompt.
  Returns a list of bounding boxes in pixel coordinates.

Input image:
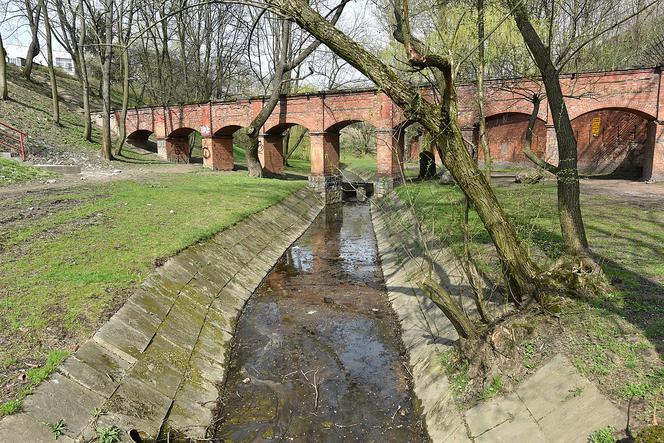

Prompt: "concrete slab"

[103,377,173,436]
[0,411,77,443]
[21,374,105,436]
[93,317,153,364]
[465,393,524,437]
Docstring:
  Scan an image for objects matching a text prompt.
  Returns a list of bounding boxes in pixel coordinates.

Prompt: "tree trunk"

[78,1,92,141]
[23,0,42,81]
[276,0,544,302]
[41,0,60,126]
[476,0,491,181]
[114,45,130,156]
[244,18,292,177]
[510,4,590,257]
[100,0,114,160]
[0,33,8,100]
[114,0,134,157]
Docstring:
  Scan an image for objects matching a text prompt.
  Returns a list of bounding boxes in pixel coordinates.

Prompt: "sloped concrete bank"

[0,188,323,442]
[371,194,472,442]
[372,194,625,442]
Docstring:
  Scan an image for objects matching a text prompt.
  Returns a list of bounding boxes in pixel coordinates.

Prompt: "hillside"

[0,64,133,170]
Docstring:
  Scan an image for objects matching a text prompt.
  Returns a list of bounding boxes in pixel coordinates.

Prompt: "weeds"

[43,419,67,440]
[589,426,616,443]
[96,426,122,443]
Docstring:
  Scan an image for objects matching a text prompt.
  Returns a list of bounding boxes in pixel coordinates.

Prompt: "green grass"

[340,153,377,179]
[396,180,664,419]
[0,159,53,186]
[0,350,69,416]
[0,171,305,410]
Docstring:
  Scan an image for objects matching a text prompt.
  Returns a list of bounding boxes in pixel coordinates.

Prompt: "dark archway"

[166,127,202,164]
[126,129,157,153]
[571,108,652,178]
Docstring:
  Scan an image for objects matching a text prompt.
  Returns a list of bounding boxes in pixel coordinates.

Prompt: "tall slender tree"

[0,32,8,100]
[40,0,60,126]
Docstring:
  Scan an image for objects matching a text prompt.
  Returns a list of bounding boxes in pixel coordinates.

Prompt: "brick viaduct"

[118,67,664,198]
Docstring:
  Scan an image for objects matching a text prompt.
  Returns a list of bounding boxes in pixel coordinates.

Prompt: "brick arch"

[325,119,364,133]
[263,121,311,135]
[213,125,244,136]
[167,126,200,138]
[163,105,207,136]
[569,106,657,123]
[570,108,652,177]
[483,112,547,164]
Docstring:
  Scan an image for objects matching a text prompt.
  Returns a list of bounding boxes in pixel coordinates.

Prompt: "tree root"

[545,254,610,298]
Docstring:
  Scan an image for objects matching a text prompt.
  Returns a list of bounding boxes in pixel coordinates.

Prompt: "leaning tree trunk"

[275,0,545,303]
[41,0,60,126]
[23,0,42,81]
[0,33,8,100]
[510,4,590,257]
[244,18,292,177]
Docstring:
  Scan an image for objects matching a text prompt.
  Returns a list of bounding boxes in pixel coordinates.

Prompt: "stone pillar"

[643,121,664,181]
[309,132,342,204]
[164,137,190,163]
[156,138,167,159]
[375,129,403,197]
[259,133,284,175]
[545,125,559,166]
[202,136,234,171]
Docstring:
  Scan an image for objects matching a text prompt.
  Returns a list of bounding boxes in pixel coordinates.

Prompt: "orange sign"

[591,117,601,137]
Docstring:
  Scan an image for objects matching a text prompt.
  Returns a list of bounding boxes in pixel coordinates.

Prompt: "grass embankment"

[0,64,129,164]
[0,171,305,414]
[0,159,54,186]
[397,180,664,427]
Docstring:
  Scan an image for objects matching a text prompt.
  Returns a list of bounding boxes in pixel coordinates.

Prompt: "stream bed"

[213,201,429,442]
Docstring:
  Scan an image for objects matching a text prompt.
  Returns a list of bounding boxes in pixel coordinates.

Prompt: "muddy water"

[213,202,428,442]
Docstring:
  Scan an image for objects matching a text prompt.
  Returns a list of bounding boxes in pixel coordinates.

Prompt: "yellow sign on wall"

[591,117,601,137]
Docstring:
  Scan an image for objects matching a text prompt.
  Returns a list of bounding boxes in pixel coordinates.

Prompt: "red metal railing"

[0,121,28,160]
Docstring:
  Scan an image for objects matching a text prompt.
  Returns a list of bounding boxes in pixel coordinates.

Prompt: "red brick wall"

[481,113,546,164]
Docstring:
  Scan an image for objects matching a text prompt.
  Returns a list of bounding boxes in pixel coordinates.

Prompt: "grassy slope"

[0,171,305,413]
[396,181,664,426]
[0,65,119,161]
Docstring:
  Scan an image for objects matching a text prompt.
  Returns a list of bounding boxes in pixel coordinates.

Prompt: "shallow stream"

[213,202,428,442]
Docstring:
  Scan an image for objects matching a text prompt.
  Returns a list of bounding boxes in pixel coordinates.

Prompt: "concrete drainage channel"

[0,188,324,442]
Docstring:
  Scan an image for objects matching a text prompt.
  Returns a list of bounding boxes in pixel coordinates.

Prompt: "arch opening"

[571,108,652,179]
[263,123,312,177]
[126,130,157,153]
[166,127,202,164]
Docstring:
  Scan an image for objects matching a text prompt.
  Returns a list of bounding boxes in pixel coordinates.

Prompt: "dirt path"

[0,162,201,198]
